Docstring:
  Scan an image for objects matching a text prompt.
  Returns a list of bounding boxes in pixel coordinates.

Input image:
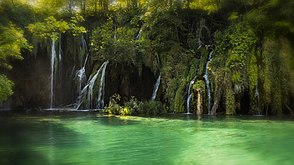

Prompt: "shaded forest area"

[1,0,294,115]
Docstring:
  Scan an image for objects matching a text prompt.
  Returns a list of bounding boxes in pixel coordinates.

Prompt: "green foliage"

[28,14,86,40]
[247,52,258,91]
[0,23,30,103]
[90,19,138,63]
[104,94,163,116]
[184,0,221,13]
[174,87,184,113]
[104,93,124,115]
[225,83,235,115]
[138,100,163,115]
[0,74,13,103]
[124,96,141,115]
[0,0,36,28]
[0,24,31,69]
[193,80,205,91]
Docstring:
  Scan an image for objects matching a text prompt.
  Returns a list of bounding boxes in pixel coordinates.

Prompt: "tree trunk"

[211,85,222,115]
[187,0,190,9]
[94,0,97,14]
[195,89,203,115]
[104,0,108,11]
[285,103,293,116]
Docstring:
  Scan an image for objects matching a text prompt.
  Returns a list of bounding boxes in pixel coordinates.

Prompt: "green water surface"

[0,113,294,165]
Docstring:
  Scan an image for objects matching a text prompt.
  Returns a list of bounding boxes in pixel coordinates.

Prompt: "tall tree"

[0,24,31,103]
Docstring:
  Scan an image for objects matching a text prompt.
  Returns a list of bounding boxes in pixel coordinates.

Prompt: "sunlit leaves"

[90,19,138,62]
[28,14,86,40]
[184,0,222,13]
[0,74,13,103]
[28,16,69,40]
[0,24,31,69]
[0,23,30,102]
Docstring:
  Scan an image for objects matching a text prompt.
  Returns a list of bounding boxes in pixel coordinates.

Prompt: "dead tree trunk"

[194,89,203,115]
[211,84,222,115]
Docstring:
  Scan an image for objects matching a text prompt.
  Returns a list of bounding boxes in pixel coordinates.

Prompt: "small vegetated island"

[1,0,294,116]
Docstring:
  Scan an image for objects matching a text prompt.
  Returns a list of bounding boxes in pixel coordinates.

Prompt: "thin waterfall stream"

[255,64,261,116]
[186,77,196,114]
[96,61,108,109]
[151,73,161,100]
[151,54,161,100]
[76,35,89,96]
[50,39,56,109]
[76,61,109,110]
[203,51,213,114]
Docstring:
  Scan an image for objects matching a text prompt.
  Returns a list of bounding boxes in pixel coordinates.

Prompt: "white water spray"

[50,39,56,108]
[96,61,109,109]
[76,35,89,95]
[75,61,109,110]
[186,77,196,114]
[203,51,213,114]
[151,73,161,100]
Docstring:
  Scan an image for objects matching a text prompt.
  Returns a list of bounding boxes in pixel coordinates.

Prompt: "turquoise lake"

[1,113,294,165]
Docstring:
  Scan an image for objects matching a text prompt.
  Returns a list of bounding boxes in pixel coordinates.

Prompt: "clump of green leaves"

[28,14,86,41]
[0,23,31,103]
[0,24,31,69]
[0,74,13,103]
[193,80,205,91]
[138,100,163,115]
[104,94,163,116]
[104,93,124,115]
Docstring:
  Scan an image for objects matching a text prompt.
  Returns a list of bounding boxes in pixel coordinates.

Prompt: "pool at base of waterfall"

[0,112,294,165]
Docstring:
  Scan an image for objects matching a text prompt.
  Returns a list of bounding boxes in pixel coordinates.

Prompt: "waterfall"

[151,73,161,100]
[136,28,143,40]
[50,39,56,109]
[198,19,211,47]
[75,84,89,110]
[114,23,117,41]
[203,51,213,114]
[58,35,62,65]
[255,64,261,115]
[96,61,109,109]
[75,61,109,110]
[186,77,196,114]
[87,68,101,108]
[76,35,89,95]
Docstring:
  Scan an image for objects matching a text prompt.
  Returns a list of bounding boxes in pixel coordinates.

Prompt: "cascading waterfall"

[136,27,143,40]
[151,54,161,100]
[114,23,117,41]
[75,61,109,110]
[96,61,109,109]
[151,73,161,100]
[87,68,101,108]
[76,35,89,95]
[58,35,62,65]
[198,19,211,49]
[186,77,196,114]
[50,39,56,109]
[203,50,213,114]
[255,64,261,115]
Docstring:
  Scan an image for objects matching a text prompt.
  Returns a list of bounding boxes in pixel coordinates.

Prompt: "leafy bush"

[0,74,13,103]
[124,96,141,115]
[104,94,163,116]
[104,94,123,115]
[138,100,163,115]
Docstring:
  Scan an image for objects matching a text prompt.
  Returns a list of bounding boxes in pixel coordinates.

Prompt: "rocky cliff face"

[4,35,156,110]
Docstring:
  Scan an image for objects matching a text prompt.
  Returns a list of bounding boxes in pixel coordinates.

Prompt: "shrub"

[124,96,140,115]
[138,100,163,115]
